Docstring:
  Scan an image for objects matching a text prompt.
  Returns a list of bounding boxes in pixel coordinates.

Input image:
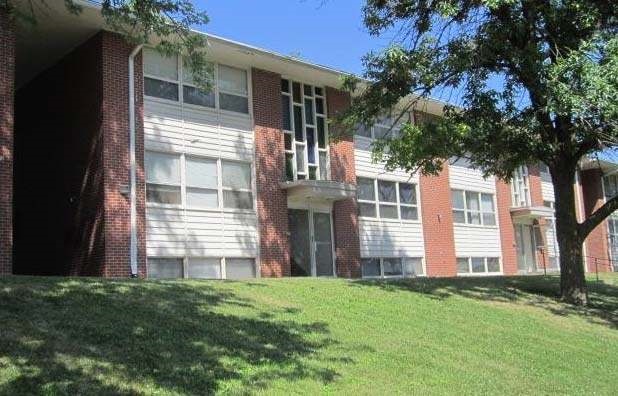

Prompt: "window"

[281,79,329,181]
[145,152,181,205]
[451,190,496,226]
[450,157,474,169]
[222,161,253,209]
[457,257,501,275]
[143,47,249,114]
[511,166,530,207]
[604,174,618,200]
[354,114,407,139]
[148,258,184,279]
[539,163,552,183]
[148,257,256,279]
[146,151,253,210]
[357,177,419,220]
[143,48,179,101]
[361,257,424,278]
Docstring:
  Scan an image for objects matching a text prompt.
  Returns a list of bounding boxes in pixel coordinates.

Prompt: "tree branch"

[578,193,618,239]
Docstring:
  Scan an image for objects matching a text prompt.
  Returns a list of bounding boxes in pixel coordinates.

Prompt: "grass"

[0,274,617,395]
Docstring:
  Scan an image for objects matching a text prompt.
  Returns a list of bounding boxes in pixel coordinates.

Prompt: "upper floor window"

[539,163,552,183]
[604,174,618,200]
[451,189,496,226]
[354,114,406,139]
[281,79,329,181]
[511,166,530,207]
[357,177,419,220]
[143,48,249,114]
[146,151,253,210]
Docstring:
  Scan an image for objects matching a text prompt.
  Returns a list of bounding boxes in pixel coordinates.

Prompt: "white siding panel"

[449,165,495,193]
[144,98,257,259]
[354,138,419,182]
[359,219,425,257]
[147,207,258,258]
[541,181,554,202]
[453,225,502,256]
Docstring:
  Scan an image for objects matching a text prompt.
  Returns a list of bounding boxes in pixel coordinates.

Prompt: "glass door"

[288,209,335,277]
[313,212,334,276]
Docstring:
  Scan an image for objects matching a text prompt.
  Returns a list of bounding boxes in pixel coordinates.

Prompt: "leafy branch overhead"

[341,0,618,180]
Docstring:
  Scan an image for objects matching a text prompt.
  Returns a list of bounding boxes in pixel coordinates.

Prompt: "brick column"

[252,68,291,277]
[581,168,612,272]
[0,8,15,275]
[495,180,518,275]
[100,32,147,277]
[419,167,457,276]
[326,87,361,278]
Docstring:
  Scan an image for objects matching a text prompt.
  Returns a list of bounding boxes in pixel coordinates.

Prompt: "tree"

[4,0,212,88]
[341,0,618,304]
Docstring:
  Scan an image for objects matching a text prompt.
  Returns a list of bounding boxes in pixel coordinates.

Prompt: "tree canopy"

[342,0,618,304]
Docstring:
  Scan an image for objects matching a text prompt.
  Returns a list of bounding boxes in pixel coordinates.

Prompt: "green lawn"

[0,274,617,395]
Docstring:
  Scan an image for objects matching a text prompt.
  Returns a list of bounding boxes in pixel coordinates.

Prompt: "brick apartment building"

[0,1,616,279]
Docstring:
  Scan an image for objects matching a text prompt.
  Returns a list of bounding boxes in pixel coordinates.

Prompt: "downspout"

[128,44,143,278]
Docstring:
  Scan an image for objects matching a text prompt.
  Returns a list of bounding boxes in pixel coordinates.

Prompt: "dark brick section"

[15,33,105,275]
[0,7,14,275]
[419,166,457,276]
[581,168,612,272]
[326,87,361,278]
[101,32,146,278]
[252,68,291,277]
[14,31,145,277]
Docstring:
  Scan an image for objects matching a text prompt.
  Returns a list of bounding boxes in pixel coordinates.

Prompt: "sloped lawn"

[0,273,617,395]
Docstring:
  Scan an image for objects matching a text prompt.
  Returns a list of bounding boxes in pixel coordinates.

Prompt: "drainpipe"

[128,44,143,278]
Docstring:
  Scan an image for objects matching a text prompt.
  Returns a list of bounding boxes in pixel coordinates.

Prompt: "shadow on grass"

[351,275,618,330]
[0,277,339,395]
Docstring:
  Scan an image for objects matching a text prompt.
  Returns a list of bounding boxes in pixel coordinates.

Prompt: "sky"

[195,0,392,76]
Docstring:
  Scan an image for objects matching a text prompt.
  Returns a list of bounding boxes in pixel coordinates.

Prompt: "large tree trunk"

[552,167,588,305]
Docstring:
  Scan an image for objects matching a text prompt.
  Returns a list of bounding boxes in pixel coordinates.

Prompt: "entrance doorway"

[515,224,537,273]
[288,209,335,277]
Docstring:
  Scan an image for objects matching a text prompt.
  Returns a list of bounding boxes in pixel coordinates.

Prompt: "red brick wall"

[252,68,291,277]
[326,87,361,278]
[495,180,518,275]
[581,168,612,272]
[419,167,457,276]
[100,32,146,278]
[528,164,544,206]
[0,8,14,275]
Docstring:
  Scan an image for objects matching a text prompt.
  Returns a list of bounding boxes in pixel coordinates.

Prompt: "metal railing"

[583,255,617,282]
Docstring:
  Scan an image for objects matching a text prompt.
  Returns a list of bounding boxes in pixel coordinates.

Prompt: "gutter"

[128,44,143,277]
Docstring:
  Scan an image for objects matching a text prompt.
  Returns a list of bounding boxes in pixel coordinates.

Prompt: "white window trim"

[361,257,426,279]
[451,189,498,228]
[146,150,255,214]
[511,166,531,207]
[143,48,252,117]
[456,257,503,276]
[282,78,330,182]
[354,114,406,140]
[357,177,420,222]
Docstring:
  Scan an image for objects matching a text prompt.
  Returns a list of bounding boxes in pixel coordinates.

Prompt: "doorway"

[515,224,537,273]
[288,209,335,277]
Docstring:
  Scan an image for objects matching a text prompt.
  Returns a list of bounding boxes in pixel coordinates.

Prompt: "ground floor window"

[361,257,424,278]
[457,257,501,275]
[148,257,256,279]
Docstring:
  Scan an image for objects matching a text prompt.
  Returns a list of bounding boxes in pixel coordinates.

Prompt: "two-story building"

[0,1,616,278]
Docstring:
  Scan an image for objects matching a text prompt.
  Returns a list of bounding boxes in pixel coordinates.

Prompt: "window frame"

[145,150,255,213]
[143,47,252,116]
[353,113,408,140]
[511,166,531,207]
[356,177,420,222]
[147,256,257,279]
[451,189,497,227]
[361,257,425,278]
[281,78,330,182]
[456,257,502,276]
[144,151,183,208]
